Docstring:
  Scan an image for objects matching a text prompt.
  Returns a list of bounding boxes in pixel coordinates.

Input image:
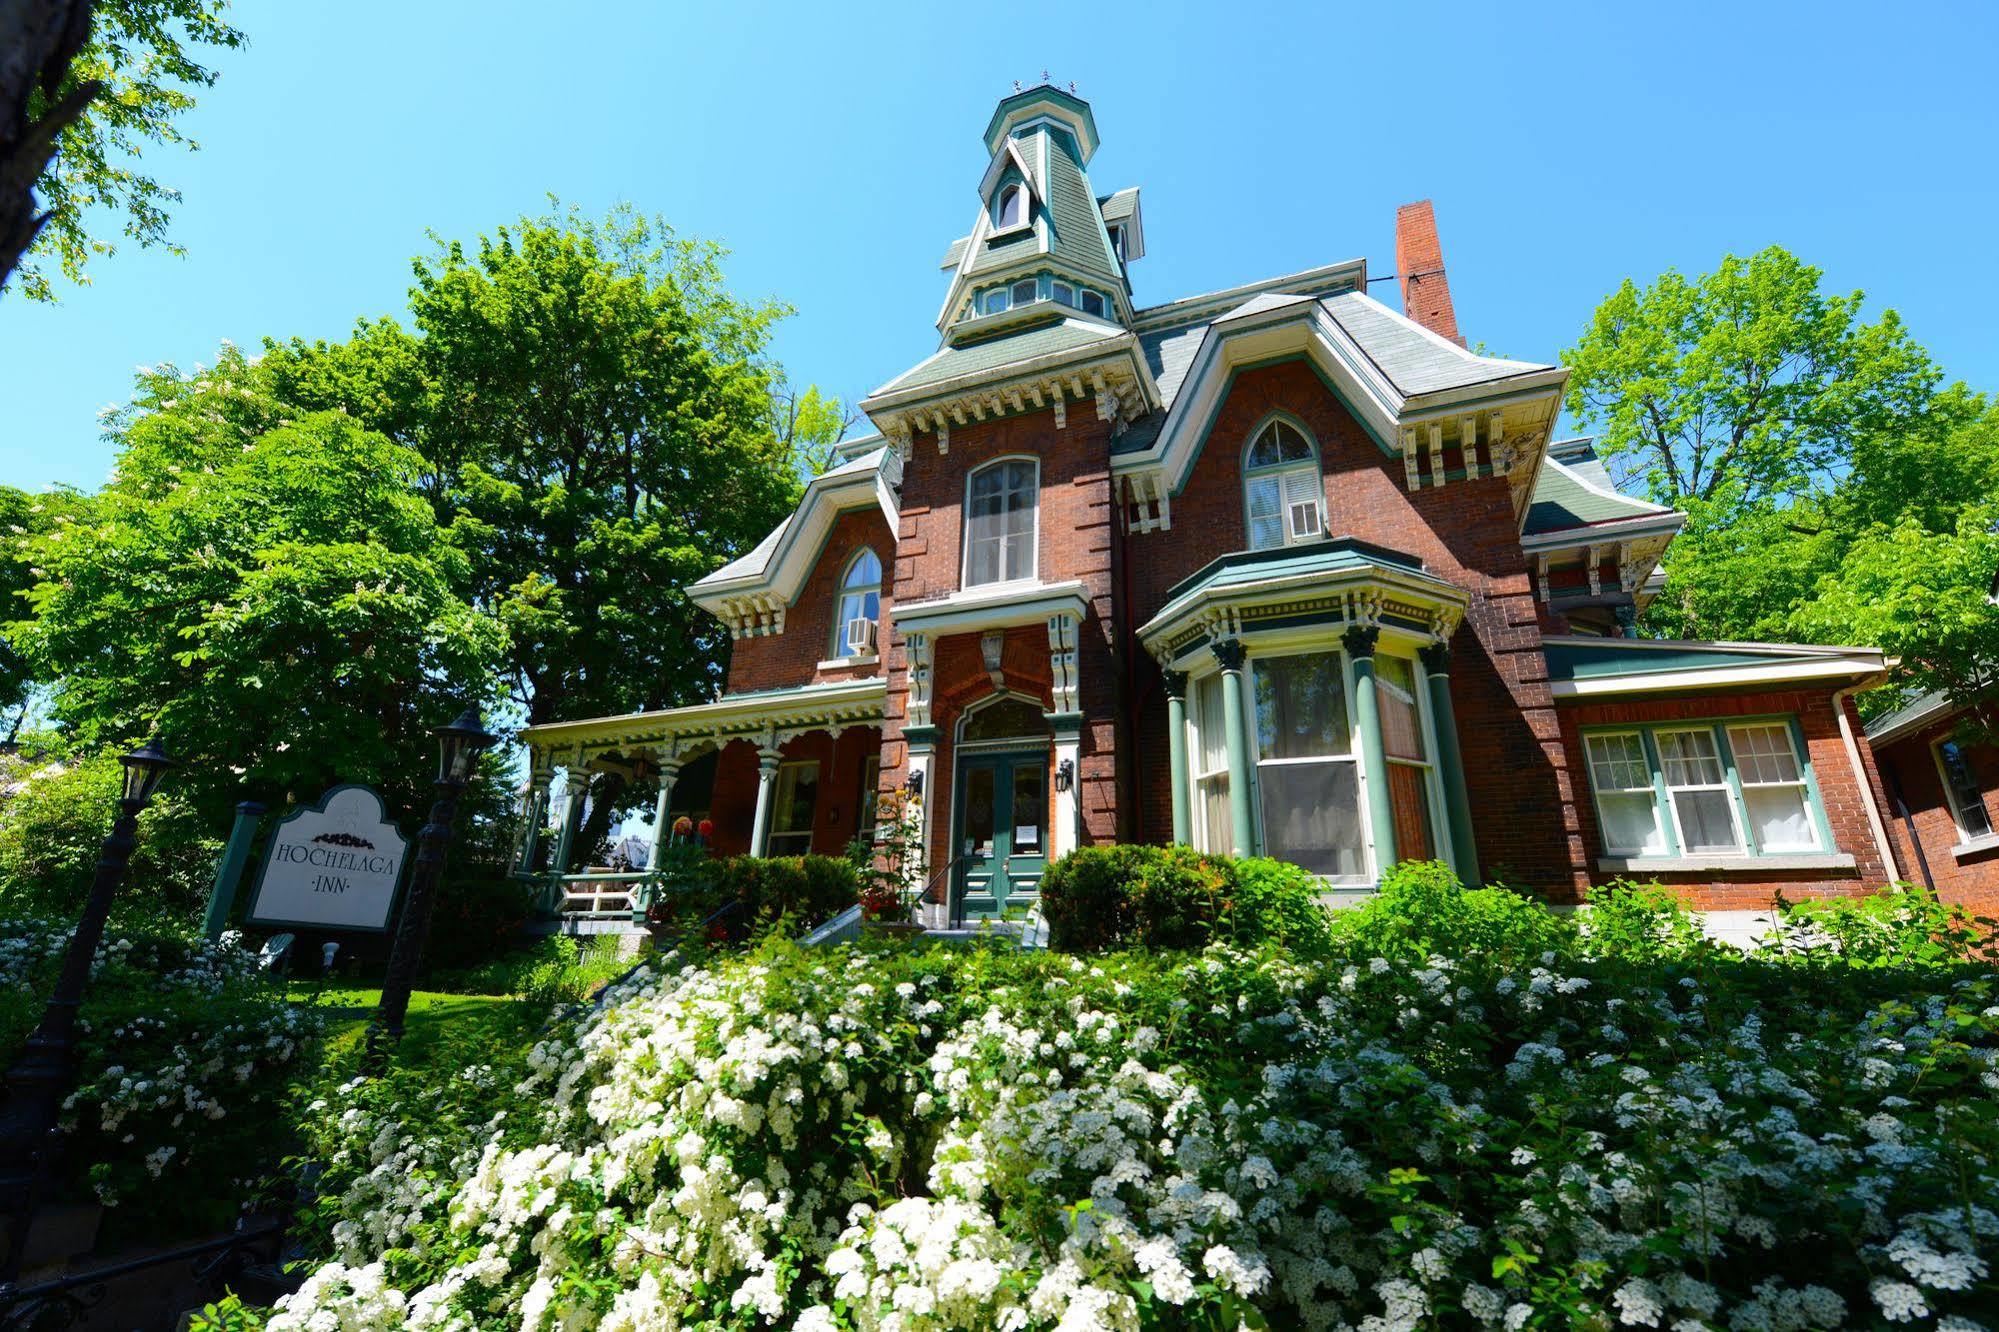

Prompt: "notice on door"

[245,785,408,932]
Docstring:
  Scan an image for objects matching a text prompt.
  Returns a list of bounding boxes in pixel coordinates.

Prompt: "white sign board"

[246,785,408,932]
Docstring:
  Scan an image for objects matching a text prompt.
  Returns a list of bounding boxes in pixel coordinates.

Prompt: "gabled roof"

[1544,636,1887,698]
[1524,452,1679,536]
[1863,690,1956,745]
[689,447,899,623]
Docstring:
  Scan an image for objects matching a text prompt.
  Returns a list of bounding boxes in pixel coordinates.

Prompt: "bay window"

[1243,419,1323,551]
[1192,672,1232,854]
[1252,649,1365,880]
[964,458,1038,587]
[1375,655,1436,861]
[1580,718,1830,860]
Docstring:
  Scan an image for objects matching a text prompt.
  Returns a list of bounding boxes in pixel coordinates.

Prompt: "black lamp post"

[0,738,177,1280]
[364,704,497,1071]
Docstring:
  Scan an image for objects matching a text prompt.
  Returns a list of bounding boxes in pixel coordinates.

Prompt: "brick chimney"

[1395,200,1463,346]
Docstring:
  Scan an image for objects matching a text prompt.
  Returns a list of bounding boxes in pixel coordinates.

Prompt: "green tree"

[1,0,244,301]
[262,206,804,861]
[1561,246,1938,507]
[10,345,504,818]
[768,374,859,478]
[0,481,92,737]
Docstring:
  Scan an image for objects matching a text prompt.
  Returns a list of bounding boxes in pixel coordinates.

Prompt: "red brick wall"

[1555,689,1894,909]
[1123,359,1579,892]
[1395,201,1461,345]
[705,726,882,858]
[724,505,894,695]
[878,411,1122,859]
[1873,716,1999,915]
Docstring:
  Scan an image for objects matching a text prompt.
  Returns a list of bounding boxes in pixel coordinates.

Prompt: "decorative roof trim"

[688,447,900,635]
[1543,636,1889,699]
[890,579,1091,636]
[863,334,1159,456]
[1130,259,1367,334]
[520,678,887,766]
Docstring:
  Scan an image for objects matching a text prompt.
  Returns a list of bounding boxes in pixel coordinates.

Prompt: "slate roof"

[1317,291,1550,397]
[873,318,1124,396]
[939,237,969,269]
[1523,448,1677,535]
[1097,188,1139,226]
[1863,690,1954,743]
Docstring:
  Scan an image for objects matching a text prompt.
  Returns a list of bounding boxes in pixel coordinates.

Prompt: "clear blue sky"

[2,0,1995,492]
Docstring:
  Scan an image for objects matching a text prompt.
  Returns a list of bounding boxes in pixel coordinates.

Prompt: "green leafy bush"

[1580,877,1712,961]
[0,917,321,1241]
[1771,882,1989,967]
[0,751,221,927]
[1038,844,1329,952]
[1324,859,1578,964]
[648,847,860,940]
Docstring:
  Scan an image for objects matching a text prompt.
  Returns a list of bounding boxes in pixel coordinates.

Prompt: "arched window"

[1243,418,1323,551]
[833,547,882,657]
[964,458,1038,587]
[1010,277,1038,306]
[996,183,1024,229]
[982,288,1009,316]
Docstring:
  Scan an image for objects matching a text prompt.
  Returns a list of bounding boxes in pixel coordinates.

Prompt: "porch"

[514,679,887,926]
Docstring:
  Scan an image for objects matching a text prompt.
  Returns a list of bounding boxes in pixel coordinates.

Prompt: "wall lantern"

[908,768,925,797]
[1054,758,1075,793]
[981,631,1007,689]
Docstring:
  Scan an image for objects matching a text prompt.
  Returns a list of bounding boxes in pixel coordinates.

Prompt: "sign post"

[244,786,408,934]
[201,801,267,940]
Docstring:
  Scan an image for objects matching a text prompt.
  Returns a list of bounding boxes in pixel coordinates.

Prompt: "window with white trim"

[982,288,1008,316]
[1580,719,1830,859]
[1727,723,1821,852]
[1081,290,1106,317]
[964,458,1037,587]
[1935,736,1995,842]
[1375,655,1438,862]
[1243,419,1323,551]
[1051,281,1075,308]
[995,183,1024,229]
[1252,649,1365,880]
[832,547,881,658]
[1010,278,1037,306]
[766,761,819,857]
[1582,731,1667,856]
[1192,672,1232,855]
[1655,727,1743,854]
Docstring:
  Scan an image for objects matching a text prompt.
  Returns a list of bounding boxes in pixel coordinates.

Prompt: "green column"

[1211,639,1255,858]
[517,777,549,874]
[1419,642,1481,888]
[551,776,584,875]
[1343,625,1399,877]
[1162,670,1192,845]
[201,800,266,940]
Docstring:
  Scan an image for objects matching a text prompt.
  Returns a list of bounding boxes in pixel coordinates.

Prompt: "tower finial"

[1012,79,1021,92]
[1041,69,1050,84]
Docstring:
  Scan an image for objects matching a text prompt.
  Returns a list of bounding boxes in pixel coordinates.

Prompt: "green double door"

[952,748,1048,921]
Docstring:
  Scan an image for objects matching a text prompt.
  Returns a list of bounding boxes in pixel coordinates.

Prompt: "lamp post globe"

[435,704,499,784]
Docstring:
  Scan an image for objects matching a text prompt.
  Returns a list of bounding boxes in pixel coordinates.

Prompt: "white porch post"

[551,764,586,874]
[517,769,551,873]
[749,746,784,857]
[645,760,682,869]
[1047,609,1084,860]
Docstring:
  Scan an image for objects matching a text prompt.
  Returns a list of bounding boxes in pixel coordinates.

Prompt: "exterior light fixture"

[434,704,500,784]
[119,735,179,803]
[908,769,925,797]
[1055,758,1075,793]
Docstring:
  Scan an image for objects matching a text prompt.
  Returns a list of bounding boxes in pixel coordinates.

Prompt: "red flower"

[697,819,715,841]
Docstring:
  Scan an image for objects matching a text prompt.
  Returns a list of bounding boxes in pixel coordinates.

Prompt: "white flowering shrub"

[2,916,323,1231]
[270,906,1999,1331]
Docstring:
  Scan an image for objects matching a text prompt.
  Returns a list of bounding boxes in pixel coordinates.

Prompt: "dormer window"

[995,183,1025,229]
[1244,418,1324,551]
[1051,281,1076,308]
[1010,278,1037,306]
[982,289,1009,315]
[1081,290,1106,318]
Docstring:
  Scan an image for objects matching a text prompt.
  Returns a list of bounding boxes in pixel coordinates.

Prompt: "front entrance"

[952,748,1048,921]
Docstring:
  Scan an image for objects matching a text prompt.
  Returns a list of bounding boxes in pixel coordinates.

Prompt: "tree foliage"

[1,0,244,301]
[9,345,503,817]
[1561,246,1938,506]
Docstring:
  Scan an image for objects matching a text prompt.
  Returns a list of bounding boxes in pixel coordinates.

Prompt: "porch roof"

[1138,537,1470,669]
[518,677,886,769]
[1544,636,1888,699]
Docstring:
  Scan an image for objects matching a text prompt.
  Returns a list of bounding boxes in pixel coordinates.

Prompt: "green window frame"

[1579,716,1834,860]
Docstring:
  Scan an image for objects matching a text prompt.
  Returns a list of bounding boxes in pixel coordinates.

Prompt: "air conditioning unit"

[843,616,878,657]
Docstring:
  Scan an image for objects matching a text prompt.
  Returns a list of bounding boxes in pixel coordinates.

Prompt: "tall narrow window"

[1192,672,1232,854]
[1655,728,1743,854]
[964,459,1037,587]
[1243,420,1323,551]
[1936,737,1995,842]
[1727,723,1820,852]
[1375,656,1436,862]
[1583,731,1667,855]
[1253,650,1365,880]
[996,184,1024,229]
[766,761,819,857]
[833,547,882,658]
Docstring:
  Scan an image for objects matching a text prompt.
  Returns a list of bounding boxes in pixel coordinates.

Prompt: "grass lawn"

[287,982,518,1063]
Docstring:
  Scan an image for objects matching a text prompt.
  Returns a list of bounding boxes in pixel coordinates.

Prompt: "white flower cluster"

[271,941,1999,1330]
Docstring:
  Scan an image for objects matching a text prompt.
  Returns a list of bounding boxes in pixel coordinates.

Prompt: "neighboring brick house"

[1866,693,1999,915]
[520,86,1903,932]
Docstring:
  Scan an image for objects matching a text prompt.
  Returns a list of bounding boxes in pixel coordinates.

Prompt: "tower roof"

[983,84,1099,163]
